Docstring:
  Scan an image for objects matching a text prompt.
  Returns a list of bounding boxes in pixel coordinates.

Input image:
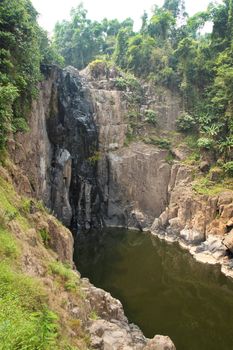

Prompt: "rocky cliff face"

[9,64,232,240]
[151,162,233,277]
[9,65,181,232]
[9,66,102,231]
[6,62,233,348]
[0,164,176,350]
[100,143,171,228]
[152,163,233,242]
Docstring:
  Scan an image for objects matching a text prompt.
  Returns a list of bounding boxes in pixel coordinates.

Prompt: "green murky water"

[74,228,233,350]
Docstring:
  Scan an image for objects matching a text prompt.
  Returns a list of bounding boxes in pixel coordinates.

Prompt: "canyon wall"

[8,64,232,243]
[8,65,180,232]
[6,62,233,348]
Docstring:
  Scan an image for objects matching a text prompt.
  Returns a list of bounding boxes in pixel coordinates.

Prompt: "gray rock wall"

[9,65,177,232]
[101,143,171,228]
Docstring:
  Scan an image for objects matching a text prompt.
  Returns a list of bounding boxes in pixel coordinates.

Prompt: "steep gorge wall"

[153,163,233,242]
[9,66,102,231]
[4,64,179,350]
[9,65,179,232]
[86,73,174,228]
[8,64,233,243]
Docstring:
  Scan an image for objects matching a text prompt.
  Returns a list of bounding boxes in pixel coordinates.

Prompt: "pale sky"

[31,0,219,33]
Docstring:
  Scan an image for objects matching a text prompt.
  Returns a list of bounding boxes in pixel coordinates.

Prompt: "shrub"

[88,151,101,164]
[176,113,197,132]
[144,109,157,125]
[144,136,171,149]
[12,118,30,133]
[115,77,128,90]
[89,59,110,78]
[39,228,50,247]
[49,261,79,292]
[4,210,18,222]
[115,73,141,94]
[0,84,19,149]
[223,161,233,177]
[197,137,214,150]
[218,136,233,160]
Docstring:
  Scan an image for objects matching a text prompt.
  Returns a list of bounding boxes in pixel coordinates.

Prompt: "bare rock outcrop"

[144,335,176,350]
[82,279,175,350]
[99,142,171,228]
[90,88,128,152]
[222,229,233,253]
[152,163,233,245]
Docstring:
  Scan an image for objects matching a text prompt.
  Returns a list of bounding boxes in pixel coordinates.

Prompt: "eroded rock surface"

[8,65,177,231]
[152,163,233,243]
[82,279,176,350]
[100,143,171,228]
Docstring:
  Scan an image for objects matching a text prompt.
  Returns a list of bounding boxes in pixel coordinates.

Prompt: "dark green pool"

[74,228,233,350]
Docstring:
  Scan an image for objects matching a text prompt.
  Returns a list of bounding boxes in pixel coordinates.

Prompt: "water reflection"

[74,228,233,350]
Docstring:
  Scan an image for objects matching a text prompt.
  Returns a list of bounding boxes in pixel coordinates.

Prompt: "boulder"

[88,319,146,350]
[180,228,205,244]
[199,161,210,173]
[144,335,176,350]
[222,230,233,253]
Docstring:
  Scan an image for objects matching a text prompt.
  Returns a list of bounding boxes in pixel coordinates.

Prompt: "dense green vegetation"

[0,0,232,163]
[0,176,58,350]
[0,0,231,165]
[0,261,59,350]
[54,0,233,163]
[0,170,91,349]
[0,0,61,150]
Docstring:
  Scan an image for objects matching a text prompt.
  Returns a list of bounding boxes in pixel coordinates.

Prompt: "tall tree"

[0,0,42,148]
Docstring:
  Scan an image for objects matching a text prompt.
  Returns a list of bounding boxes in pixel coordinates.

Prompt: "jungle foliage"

[0,0,232,161]
[0,0,61,150]
[54,0,233,161]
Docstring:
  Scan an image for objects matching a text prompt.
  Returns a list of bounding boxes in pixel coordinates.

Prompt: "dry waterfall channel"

[9,65,233,349]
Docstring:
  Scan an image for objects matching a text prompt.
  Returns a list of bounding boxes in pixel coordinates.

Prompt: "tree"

[0,0,43,148]
[148,6,175,42]
[163,0,186,21]
[113,28,134,69]
[126,34,156,76]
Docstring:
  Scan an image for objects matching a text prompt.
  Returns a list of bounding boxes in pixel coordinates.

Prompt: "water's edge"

[105,223,233,279]
[76,227,233,350]
[149,229,233,279]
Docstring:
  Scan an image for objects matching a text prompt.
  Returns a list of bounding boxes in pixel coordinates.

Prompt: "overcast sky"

[31,0,219,33]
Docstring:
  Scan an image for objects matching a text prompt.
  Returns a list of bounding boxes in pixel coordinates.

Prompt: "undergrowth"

[0,262,59,350]
[0,170,89,349]
[49,261,80,292]
[0,226,19,259]
[192,177,233,195]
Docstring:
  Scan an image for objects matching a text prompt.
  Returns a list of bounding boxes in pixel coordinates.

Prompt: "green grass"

[165,151,175,164]
[192,177,233,195]
[39,228,50,247]
[89,310,99,320]
[49,261,80,292]
[182,151,200,165]
[0,226,19,259]
[143,136,171,149]
[183,134,199,150]
[0,172,89,349]
[0,263,59,350]
[0,176,29,230]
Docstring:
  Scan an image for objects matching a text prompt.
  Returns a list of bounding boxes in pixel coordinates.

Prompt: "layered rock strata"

[151,163,233,277]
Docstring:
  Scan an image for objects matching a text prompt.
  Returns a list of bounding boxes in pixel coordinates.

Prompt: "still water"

[74,228,233,350]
